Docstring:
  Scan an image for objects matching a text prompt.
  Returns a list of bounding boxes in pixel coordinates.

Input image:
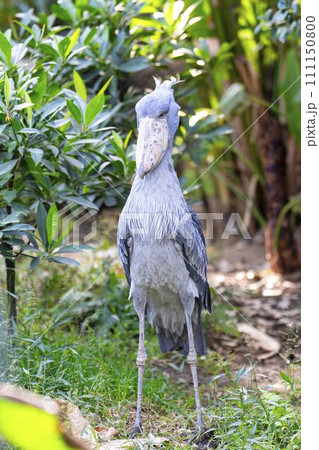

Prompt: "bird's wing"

[118,238,132,286]
[117,217,132,286]
[174,204,212,313]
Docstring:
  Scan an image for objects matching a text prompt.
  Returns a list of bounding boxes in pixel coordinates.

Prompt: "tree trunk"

[5,177,17,333]
[256,111,300,272]
[5,248,17,334]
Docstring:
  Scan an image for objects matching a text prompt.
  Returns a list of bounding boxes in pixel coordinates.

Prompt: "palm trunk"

[256,111,300,272]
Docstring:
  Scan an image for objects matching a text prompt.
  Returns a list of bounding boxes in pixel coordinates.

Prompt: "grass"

[0,256,301,449]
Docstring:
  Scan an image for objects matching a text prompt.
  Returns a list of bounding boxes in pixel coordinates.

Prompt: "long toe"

[127,425,143,439]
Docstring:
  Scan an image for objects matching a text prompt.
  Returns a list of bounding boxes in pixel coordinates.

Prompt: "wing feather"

[117,218,132,286]
[175,204,212,313]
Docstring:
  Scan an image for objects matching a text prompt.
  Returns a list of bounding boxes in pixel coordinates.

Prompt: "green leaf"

[124,130,133,150]
[51,219,74,250]
[51,4,74,23]
[0,159,17,176]
[98,76,113,95]
[60,196,98,210]
[49,256,80,267]
[0,212,20,226]
[65,28,80,57]
[112,131,123,149]
[118,57,149,73]
[0,33,12,66]
[73,70,87,101]
[36,203,48,249]
[12,102,33,111]
[13,20,34,37]
[2,224,34,232]
[66,99,82,124]
[38,43,59,59]
[28,149,43,165]
[4,75,11,108]
[85,94,104,127]
[46,203,59,246]
[24,92,33,126]
[54,244,92,254]
[58,37,70,58]
[64,155,84,170]
[39,98,65,119]
[2,189,16,204]
[30,70,47,107]
[30,257,41,271]
[280,371,292,385]
[84,27,97,45]
[0,397,83,449]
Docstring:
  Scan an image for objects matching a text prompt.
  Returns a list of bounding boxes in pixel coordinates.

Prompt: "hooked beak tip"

[138,166,146,179]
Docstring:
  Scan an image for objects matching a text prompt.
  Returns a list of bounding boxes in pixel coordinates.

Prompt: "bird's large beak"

[136,116,169,179]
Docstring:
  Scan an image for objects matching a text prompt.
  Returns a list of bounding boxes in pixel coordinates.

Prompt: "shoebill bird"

[117,78,211,438]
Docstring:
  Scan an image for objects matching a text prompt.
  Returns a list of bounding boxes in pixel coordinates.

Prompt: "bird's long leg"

[129,301,147,438]
[184,312,205,431]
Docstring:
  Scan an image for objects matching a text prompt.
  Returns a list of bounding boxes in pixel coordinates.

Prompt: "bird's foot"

[127,425,142,439]
[187,426,217,448]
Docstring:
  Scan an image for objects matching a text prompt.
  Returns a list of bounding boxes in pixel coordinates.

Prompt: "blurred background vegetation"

[0,0,301,448]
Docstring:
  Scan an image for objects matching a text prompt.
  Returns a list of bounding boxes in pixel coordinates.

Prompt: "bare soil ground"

[205,233,301,389]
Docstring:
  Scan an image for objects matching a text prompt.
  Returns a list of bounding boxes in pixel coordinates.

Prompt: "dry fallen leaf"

[56,399,97,449]
[237,323,281,359]
[94,426,118,441]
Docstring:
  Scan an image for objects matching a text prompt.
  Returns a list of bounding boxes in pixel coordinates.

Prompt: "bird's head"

[135,78,181,179]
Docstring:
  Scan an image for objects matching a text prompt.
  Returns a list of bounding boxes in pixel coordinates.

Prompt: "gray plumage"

[117,78,211,436]
[118,162,211,353]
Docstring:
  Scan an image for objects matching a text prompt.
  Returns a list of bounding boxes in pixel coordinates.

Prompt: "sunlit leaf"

[73,70,87,101]
[98,76,113,95]
[46,203,59,246]
[280,371,292,385]
[0,32,12,66]
[85,94,104,127]
[4,75,11,108]
[65,28,80,57]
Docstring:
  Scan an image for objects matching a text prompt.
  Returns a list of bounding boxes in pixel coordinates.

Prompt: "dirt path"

[205,233,301,389]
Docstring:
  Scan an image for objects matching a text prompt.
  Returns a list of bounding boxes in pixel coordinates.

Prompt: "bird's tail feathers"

[157,321,207,356]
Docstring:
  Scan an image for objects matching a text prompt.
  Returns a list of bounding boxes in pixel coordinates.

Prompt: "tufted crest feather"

[153,76,184,91]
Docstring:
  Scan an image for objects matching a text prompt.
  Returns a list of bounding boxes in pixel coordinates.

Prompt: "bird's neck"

[133,146,180,191]
[125,146,185,216]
